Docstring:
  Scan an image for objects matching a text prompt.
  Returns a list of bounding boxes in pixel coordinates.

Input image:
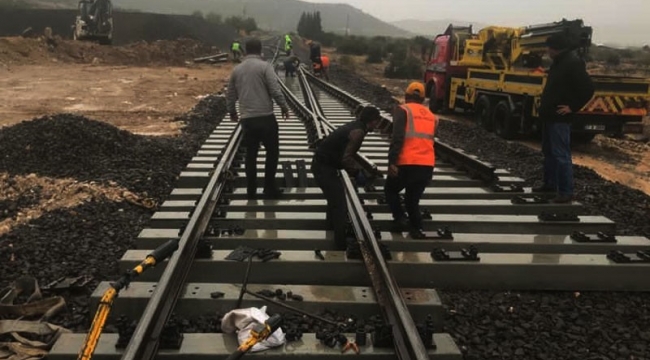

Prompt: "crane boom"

[455,18,593,70]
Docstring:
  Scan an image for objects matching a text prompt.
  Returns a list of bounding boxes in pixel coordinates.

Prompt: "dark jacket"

[539,50,595,122]
[310,43,322,61]
[313,120,366,176]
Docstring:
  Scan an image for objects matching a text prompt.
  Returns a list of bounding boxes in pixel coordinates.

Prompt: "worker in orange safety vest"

[385,82,439,239]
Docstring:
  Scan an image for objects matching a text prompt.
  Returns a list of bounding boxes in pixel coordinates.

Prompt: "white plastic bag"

[221,306,286,353]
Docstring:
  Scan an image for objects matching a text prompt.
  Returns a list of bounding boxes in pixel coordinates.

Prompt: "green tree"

[296,11,323,40]
[225,16,258,33]
[191,10,204,18]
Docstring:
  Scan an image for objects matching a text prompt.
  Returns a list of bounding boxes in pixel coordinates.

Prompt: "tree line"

[191,10,258,33]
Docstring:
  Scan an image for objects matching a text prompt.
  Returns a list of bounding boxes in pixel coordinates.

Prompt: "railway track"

[49,39,650,360]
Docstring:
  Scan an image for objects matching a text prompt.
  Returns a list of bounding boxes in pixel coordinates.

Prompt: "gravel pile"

[329,70,650,359]
[0,200,151,329]
[0,95,226,201]
[0,94,227,330]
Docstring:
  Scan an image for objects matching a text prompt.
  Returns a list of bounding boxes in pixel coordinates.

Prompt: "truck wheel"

[492,100,518,140]
[474,96,493,132]
[572,133,596,144]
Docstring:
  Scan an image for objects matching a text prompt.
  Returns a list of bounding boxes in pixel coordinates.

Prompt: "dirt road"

[0,36,234,237]
[0,36,234,135]
[0,64,233,135]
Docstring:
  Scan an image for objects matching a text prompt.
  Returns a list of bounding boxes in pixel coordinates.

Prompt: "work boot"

[532,184,556,193]
[263,187,284,199]
[247,189,258,200]
[409,228,427,240]
[389,218,409,233]
[551,195,574,204]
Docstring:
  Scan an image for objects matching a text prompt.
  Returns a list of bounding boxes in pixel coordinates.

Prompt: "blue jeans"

[541,122,574,196]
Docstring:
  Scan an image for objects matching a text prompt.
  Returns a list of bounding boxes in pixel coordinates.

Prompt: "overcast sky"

[301,0,650,45]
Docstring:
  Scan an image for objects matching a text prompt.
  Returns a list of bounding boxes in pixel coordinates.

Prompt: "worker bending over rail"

[311,106,382,249]
[385,82,438,239]
[535,33,594,203]
[227,38,290,200]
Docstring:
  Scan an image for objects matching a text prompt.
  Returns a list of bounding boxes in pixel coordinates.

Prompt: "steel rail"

[297,67,382,178]
[303,70,499,184]
[120,38,283,360]
[296,74,430,360]
[120,124,243,360]
[277,76,323,146]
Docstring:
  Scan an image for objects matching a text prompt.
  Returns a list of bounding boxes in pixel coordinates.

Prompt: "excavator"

[72,0,113,45]
[424,19,650,142]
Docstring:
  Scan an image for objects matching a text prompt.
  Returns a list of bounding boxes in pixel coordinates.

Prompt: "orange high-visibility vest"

[397,103,436,166]
[321,55,330,68]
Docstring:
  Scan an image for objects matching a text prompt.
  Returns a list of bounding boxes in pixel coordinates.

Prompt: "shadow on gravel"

[0,95,226,202]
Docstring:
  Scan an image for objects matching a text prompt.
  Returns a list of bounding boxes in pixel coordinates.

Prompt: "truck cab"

[424,25,474,113]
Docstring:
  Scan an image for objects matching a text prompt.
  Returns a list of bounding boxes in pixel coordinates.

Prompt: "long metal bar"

[120,124,243,360]
[342,174,429,360]
[303,70,499,184]
[298,73,429,359]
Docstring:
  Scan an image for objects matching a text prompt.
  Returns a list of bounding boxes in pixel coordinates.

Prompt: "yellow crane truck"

[424,19,650,142]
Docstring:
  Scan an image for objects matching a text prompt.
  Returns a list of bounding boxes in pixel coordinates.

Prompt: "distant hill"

[391,19,490,37]
[392,18,649,48]
[10,0,415,38]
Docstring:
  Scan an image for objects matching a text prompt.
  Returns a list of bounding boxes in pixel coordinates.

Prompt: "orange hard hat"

[405,82,426,98]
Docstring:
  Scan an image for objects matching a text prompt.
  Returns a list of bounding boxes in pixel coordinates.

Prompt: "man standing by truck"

[535,33,594,203]
[385,82,438,239]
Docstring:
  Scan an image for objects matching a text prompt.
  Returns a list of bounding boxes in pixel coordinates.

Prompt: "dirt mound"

[0,36,218,66]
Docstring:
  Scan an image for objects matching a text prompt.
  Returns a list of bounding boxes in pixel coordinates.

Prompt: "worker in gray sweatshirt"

[227,38,290,200]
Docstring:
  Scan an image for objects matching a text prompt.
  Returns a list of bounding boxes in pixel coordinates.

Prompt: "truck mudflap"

[581,95,649,117]
[569,113,645,135]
